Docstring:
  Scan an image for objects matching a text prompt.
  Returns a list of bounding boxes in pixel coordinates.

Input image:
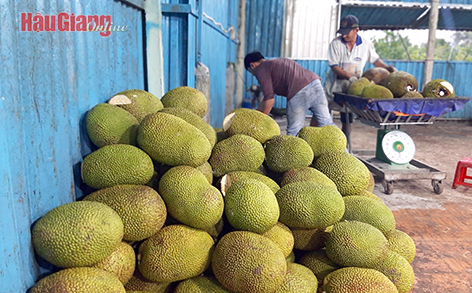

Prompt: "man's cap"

[337,15,359,35]
[244,52,265,70]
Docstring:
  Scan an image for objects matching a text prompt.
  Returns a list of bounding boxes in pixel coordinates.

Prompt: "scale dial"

[381,130,416,164]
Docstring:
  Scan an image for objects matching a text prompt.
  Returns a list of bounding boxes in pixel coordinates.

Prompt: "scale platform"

[333,93,470,195]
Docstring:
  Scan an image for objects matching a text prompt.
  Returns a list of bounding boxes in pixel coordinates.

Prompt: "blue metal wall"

[351,0,472,3]
[0,0,146,291]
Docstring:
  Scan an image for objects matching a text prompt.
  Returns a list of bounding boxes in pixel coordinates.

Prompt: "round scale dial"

[381,130,415,164]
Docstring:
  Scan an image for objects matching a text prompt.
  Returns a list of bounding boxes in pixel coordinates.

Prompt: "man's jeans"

[286,79,336,136]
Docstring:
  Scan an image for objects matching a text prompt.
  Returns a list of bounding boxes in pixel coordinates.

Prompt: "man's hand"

[349,76,358,84]
[386,65,396,73]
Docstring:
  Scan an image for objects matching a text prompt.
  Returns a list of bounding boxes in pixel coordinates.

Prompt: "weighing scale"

[333,93,470,195]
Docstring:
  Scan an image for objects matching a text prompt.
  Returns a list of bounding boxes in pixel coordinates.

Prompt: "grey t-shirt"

[254,58,320,101]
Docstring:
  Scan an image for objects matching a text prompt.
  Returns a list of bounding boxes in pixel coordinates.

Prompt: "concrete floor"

[275,115,472,293]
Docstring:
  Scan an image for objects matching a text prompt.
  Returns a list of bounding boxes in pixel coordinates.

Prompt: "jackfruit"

[91,241,136,285]
[81,144,154,189]
[385,229,416,263]
[137,112,211,167]
[159,106,217,147]
[280,166,337,189]
[138,224,214,283]
[362,67,391,85]
[325,220,388,268]
[275,181,344,229]
[220,171,280,195]
[361,84,394,99]
[214,127,229,142]
[209,134,265,177]
[222,108,280,143]
[347,77,371,96]
[341,195,396,234]
[383,70,418,97]
[109,89,164,123]
[196,161,213,184]
[174,275,231,293]
[291,227,328,251]
[30,267,126,293]
[124,270,170,292]
[286,251,296,263]
[401,91,424,98]
[262,222,294,257]
[264,135,314,173]
[299,250,340,282]
[32,201,124,268]
[374,250,415,293]
[158,166,224,230]
[83,185,167,241]
[298,125,347,158]
[314,151,371,196]
[224,178,279,234]
[422,79,455,98]
[85,103,139,148]
[211,230,287,293]
[274,262,318,293]
[322,267,398,293]
[349,190,383,201]
[161,86,208,117]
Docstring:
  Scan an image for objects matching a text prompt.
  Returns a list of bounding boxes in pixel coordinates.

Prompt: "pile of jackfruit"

[30,86,416,293]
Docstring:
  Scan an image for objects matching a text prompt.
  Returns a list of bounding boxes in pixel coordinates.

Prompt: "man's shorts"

[340,112,354,124]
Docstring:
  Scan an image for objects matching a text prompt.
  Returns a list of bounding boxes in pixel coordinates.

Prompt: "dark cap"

[337,15,359,35]
[244,52,265,70]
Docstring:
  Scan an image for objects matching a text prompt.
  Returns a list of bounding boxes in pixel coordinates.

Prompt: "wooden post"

[235,0,246,109]
[423,0,439,89]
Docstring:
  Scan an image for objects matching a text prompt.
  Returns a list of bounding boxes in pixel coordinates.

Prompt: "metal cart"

[333,93,470,195]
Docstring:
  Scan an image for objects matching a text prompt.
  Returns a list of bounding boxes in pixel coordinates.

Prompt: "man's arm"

[373,59,396,73]
[331,65,353,80]
[257,97,275,114]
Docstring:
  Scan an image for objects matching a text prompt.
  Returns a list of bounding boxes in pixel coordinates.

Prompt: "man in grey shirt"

[244,52,336,136]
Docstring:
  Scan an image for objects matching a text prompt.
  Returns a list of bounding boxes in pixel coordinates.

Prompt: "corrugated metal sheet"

[0,0,146,291]
[347,0,472,4]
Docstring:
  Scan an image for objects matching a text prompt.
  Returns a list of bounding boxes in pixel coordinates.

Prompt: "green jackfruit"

[362,67,390,85]
[325,221,388,268]
[286,251,296,263]
[83,185,167,241]
[361,84,394,99]
[298,125,347,158]
[211,231,287,293]
[374,250,415,293]
[209,134,265,177]
[400,91,424,98]
[291,227,328,251]
[347,77,371,96]
[174,275,231,293]
[137,112,211,167]
[86,103,139,148]
[264,135,314,173]
[422,79,455,98]
[81,144,154,189]
[91,241,136,285]
[222,108,280,143]
[109,89,164,123]
[32,201,124,268]
[274,262,318,293]
[383,70,418,97]
[323,267,398,293]
[281,166,337,189]
[30,267,126,293]
[196,161,213,184]
[275,181,344,229]
[220,171,280,195]
[124,270,170,292]
[138,224,214,283]
[262,222,294,258]
[161,86,208,117]
[299,250,340,282]
[385,229,416,263]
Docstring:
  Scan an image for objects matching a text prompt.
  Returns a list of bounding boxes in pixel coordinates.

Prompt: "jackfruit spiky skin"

[262,222,294,258]
[138,224,214,283]
[362,67,391,85]
[137,112,212,167]
[86,103,140,148]
[280,167,337,189]
[159,107,217,147]
[274,262,318,293]
[220,171,280,195]
[347,77,372,96]
[196,161,213,184]
[222,108,281,143]
[348,190,383,201]
[361,84,394,99]
[422,79,455,98]
[224,178,279,234]
[286,251,296,263]
[314,151,371,196]
[83,185,167,241]
[81,144,155,190]
[174,275,231,293]
[30,267,126,293]
[158,166,224,230]
[383,70,418,97]
[32,201,124,268]
[124,270,170,292]
[264,135,314,173]
[275,181,345,229]
[322,267,398,293]
[91,241,136,285]
[341,196,396,234]
[299,250,340,282]
[325,221,389,268]
[161,86,208,117]
[374,250,415,293]
[109,89,164,123]
[298,125,347,158]
[211,231,287,293]
[209,134,265,178]
[291,227,328,251]
[401,91,424,98]
[385,229,416,263]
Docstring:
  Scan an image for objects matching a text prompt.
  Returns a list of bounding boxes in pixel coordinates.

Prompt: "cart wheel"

[432,180,443,194]
[382,180,394,195]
